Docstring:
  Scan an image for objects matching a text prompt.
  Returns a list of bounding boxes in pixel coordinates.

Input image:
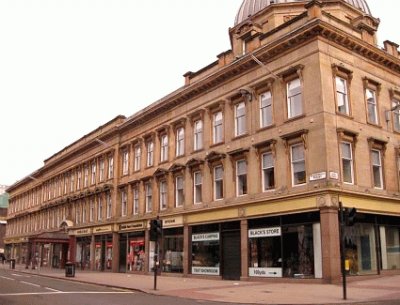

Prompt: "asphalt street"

[0,269,243,305]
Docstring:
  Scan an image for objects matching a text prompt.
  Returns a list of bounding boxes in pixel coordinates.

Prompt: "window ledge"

[257,124,276,133]
[233,133,249,141]
[210,142,225,149]
[285,114,306,123]
[336,112,354,120]
[366,122,382,128]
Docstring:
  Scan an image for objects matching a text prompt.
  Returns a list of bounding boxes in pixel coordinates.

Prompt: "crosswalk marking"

[0,291,135,296]
[20,281,41,288]
[0,275,15,281]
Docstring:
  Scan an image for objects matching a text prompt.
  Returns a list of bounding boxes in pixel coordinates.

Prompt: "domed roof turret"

[234,0,371,25]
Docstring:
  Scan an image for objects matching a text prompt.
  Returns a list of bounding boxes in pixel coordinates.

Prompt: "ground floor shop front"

[66,204,399,282]
[4,232,69,269]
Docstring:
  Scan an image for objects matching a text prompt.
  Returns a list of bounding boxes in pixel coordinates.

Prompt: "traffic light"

[150,219,163,241]
[345,207,357,226]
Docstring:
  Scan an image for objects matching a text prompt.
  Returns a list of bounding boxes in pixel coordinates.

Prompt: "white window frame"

[262,152,275,191]
[214,165,224,200]
[106,193,112,219]
[89,200,94,222]
[77,171,82,190]
[159,180,167,210]
[175,176,184,207]
[122,151,129,175]
[82,203,86,224]
[160,135,168,162]
[70,172,75,193]
[97,197,103,221]
[108,156,114,179]
[393,99,400,132]
[235,102,246,136]
[145,182,153,213]
[336,76,350,115]
[287,78,303,119]
[134,145,141,171]
[133,186,139,215]
[176,127,185,157]
[341,142,354,184]
[371,149,383,189]
[366,88,378,124]
[193,171,202,204]
[99,159,105,182]
[147,141,154,167]
[91,162,96,185]
[260,91,273,128]
[121,189,127,216]
[291,143,306,186]
[194,120,203,151]
[236,159,247,196]
[213,111,223,144]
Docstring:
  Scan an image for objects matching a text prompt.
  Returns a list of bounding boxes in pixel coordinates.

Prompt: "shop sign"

[93,225,112,234]
[75,228,92,236]
[248,227,281,238]
[119,222,144,231]
[4,237,27,244]
[249,267,282,278]
[192,267,220,275]
[309,172,327,181]
[162,216,183,228]
[192,232,219,242]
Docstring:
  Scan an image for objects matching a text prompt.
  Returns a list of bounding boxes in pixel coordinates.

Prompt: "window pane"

[371,150,381,166]
[237,160,247,175]
[287,78,302,118]
[262,153,273,168]
[292,145,305,161]
[341,142,351,159]
[215,166,223,180]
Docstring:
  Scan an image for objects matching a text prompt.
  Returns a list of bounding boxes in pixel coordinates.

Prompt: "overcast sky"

[0,0,398,187]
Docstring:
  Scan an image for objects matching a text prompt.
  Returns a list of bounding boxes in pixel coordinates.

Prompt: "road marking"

[0,291,135,296]
[20,281,41,288]
[11,273,24,277]
[44,287,62,292]
[0,276,15,281]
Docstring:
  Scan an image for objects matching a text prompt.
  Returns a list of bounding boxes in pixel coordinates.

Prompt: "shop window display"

[127,239,145,272]
[249,227,282,277]
[163,235,183,273]
[384,226,400,270]
[282,225,314,278]
[248,224,315,278]
[344,223,377,275]
[191,232,220,275]
[95,241,113,271]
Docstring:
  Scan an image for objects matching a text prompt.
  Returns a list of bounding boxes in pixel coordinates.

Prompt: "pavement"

[2,263,400,304]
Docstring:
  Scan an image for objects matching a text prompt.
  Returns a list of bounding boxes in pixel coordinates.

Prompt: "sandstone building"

[5,0,400,282]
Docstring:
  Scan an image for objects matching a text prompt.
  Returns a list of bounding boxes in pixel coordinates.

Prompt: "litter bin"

[10,259,15,269]
[65,262,75,277]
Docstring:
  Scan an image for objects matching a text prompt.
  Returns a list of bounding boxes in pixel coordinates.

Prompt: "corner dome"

[234,0,371,25]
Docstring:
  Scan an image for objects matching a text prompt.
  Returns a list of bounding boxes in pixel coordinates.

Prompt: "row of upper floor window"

[8,64,400,214]
[9,130,400,227]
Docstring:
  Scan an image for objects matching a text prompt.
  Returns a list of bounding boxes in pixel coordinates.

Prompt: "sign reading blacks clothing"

[192,232,219,242]
[248,227,281,238]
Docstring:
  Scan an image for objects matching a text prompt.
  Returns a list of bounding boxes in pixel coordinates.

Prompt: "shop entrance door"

[222,231,241,280]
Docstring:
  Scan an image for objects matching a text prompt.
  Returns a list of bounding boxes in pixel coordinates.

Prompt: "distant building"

[4,0,400,282]
[0,186,8,257]
[0,185,7,195]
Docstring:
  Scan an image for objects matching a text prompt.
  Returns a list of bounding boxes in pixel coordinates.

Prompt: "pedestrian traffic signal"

[345,207,357,226]
[150,219,163,241]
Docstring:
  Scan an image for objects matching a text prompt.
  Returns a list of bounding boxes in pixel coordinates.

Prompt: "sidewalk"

[3,263,400,304]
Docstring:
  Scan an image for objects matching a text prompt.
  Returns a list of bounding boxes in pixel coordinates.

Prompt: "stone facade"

[4,1,400,282]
